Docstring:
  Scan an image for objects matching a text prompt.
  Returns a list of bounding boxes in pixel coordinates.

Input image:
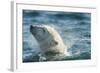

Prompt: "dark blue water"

[23,10,91,62]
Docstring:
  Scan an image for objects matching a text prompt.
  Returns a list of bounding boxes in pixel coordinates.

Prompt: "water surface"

[22,10,91,62]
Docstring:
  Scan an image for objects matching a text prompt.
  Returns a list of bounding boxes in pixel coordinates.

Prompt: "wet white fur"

[30,25,69,60]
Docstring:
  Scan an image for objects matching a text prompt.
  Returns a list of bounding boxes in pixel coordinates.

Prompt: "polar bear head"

[30,25,68,60]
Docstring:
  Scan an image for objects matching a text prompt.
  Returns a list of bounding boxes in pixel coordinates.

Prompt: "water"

[23,10,91,62]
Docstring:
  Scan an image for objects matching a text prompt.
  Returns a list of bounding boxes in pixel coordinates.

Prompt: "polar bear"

[30,25,69,61]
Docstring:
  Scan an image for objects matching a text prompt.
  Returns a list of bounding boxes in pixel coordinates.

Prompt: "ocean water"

[23,10,91,62]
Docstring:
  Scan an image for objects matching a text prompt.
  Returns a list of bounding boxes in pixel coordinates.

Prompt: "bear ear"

[54,41,58,45]
[50,40,58,46]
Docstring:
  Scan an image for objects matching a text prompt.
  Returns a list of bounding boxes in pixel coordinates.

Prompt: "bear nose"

[30,25,36,30]
[30,25,33,29]
[30,25,34,32]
